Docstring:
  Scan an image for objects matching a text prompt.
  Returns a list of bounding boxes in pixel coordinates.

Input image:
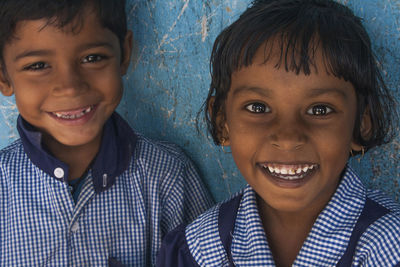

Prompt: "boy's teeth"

[53,106,93,119]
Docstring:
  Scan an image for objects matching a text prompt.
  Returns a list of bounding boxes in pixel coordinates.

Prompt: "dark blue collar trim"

[17,117,69,181]
[91,113,137,192]
[17,112,137,192]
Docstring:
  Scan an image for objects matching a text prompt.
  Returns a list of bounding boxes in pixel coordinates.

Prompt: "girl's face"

[222,46,362,214]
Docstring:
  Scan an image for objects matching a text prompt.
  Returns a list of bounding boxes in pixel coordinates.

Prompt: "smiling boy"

[0,0,212,266]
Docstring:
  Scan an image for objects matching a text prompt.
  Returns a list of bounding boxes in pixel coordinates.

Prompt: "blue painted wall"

[0,0,399,203]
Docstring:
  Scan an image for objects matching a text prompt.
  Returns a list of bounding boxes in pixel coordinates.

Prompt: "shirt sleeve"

[161,154,214,235]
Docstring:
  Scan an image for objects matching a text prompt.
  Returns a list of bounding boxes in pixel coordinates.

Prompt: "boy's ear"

[208,96,230,146]
[120,30,133,75]
[0,67,13,96]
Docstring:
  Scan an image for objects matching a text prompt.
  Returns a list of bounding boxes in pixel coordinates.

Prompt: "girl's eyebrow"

[307,88,348,99]
[232,86,350,100]
[232,86,272,97]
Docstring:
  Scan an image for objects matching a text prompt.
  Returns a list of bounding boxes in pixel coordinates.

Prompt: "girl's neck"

[257,195,323,267]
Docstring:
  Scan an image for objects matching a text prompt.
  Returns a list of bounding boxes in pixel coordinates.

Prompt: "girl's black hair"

[203,0,397,153]
[0,0,127,66]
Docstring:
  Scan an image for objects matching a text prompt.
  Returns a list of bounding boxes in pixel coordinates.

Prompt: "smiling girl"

[157,0,400,266]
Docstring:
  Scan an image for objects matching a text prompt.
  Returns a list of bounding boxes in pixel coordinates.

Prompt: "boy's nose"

[267,118,307,151]
[52,67,89,96]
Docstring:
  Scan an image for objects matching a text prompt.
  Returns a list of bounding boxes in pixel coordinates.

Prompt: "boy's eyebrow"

[14,42,115,62]
[14,50,53,62]
[77,41,115,51]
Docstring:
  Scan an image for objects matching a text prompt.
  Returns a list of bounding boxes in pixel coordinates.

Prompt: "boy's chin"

[43,130,102,150]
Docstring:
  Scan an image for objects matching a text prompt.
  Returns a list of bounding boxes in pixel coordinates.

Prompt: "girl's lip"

[258,162,319,188]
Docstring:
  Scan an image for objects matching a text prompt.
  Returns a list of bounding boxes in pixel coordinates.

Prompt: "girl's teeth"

[262,164,317,180]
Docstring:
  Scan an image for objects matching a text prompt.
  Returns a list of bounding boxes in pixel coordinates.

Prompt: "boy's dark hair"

[0,0,127,67]
[203,0,396,153]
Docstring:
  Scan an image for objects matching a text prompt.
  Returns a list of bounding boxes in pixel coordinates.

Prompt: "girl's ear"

[120,30,133,75]
[359,108,372,140]
[0,67,13,96]
[208,96,230,146]
[351,108,372,152]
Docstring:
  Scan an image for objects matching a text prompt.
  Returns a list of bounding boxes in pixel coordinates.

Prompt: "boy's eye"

[306,105,333,116]
[23,62,49,71]
[82,54,105,63]
[245,103,270,113]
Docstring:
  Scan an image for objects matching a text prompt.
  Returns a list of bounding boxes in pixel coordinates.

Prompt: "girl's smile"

[258,162,318,188]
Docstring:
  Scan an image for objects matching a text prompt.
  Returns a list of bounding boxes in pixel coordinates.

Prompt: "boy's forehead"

[2,11,120,65]
[11,4,99,40]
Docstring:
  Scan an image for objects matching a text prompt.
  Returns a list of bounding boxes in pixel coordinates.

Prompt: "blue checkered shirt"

[182,167,400,266]
[0,113,213,266]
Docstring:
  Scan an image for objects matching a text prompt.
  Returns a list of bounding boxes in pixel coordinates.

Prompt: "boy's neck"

[42,133,102,181]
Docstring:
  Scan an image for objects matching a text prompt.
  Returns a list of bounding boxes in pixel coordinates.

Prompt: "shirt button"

[71,222,79,233]
[54,167,65,179]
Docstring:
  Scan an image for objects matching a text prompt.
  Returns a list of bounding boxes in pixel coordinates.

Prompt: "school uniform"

[0,112,213,266]
[157,167,400,266]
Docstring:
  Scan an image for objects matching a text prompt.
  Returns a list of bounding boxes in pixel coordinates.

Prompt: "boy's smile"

[223,46,361,215]
[0,10,131,156]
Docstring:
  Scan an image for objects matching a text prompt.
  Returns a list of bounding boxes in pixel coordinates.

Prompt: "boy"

[0,0,212,266]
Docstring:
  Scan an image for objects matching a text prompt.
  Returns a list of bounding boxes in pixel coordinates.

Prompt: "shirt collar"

[17,112,137,193]
[232,166,366,265]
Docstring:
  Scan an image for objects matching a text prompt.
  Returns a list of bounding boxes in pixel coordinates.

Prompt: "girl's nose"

[268,118,307,151]
[52,67,89,96]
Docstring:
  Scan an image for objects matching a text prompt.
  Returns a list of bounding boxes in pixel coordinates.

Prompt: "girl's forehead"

[236,38,331,78]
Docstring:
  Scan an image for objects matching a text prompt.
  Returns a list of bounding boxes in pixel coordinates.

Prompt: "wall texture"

[0,0,399,202]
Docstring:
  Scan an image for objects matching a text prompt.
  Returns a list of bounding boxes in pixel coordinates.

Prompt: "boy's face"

[0,11,132,151]
[222,45,363,215]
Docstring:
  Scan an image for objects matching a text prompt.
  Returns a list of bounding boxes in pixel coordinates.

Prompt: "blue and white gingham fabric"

[0,115,213,266]
[185,167,400,266]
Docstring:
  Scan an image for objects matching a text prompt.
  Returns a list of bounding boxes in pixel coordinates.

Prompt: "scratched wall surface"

[0,0,399,203]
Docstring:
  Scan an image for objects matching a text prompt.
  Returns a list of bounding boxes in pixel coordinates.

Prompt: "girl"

[157,0,400,266]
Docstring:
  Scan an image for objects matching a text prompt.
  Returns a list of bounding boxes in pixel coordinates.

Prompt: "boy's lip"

[50,105,95,119]
[257,162,319,188]
[47,104,98,124]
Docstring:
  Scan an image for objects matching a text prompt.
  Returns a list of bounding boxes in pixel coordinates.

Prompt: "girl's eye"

[245,103,270,113]
[307,105,333,116]
[82,54,105,63]
[23,62,49,71]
